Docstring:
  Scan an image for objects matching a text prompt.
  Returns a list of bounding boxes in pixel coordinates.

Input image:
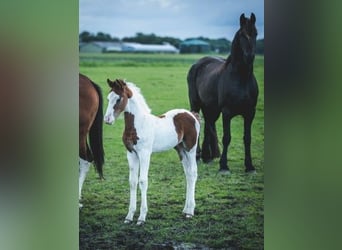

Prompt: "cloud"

[79,0,264,39]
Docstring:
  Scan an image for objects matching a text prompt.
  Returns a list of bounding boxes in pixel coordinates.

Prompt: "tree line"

[79,31,264,54]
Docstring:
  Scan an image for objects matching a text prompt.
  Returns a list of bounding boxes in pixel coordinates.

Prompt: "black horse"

[187,13,258,173]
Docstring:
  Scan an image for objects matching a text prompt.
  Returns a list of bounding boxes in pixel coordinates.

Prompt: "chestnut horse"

[79,73,104,207]
[187,13,259,173]
[104,79,200,225]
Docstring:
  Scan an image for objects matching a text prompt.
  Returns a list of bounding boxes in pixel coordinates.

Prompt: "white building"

[121,42,179,53]
[79,41,179,54]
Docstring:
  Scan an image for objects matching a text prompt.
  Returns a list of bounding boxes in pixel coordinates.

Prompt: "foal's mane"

[126,82,151,114]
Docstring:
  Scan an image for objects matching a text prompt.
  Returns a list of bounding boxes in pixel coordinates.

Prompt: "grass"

[79,53,264,249]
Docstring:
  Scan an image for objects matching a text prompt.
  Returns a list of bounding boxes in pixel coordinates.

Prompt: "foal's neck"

[125,91,151,120]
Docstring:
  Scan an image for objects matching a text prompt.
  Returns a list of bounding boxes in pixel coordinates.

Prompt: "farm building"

[79,41,122,53]
[179,39,210,54]
[121,42,179,53]
[79,41,179,53]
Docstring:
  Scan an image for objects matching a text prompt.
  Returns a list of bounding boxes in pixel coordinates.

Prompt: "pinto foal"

[104,79,200,225]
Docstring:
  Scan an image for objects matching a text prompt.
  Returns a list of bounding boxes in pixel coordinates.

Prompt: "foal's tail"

[89,81,105,179]
[191,111,201,123]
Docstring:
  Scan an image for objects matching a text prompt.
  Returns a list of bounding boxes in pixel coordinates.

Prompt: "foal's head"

[233,13,258,65]
[104,79,132,125]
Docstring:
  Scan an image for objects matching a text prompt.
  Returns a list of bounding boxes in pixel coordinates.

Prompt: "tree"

[122,33,182,48]
[94,32,111,41]
[79,31,93,42]
[256,39,264,54]
[79,31,120,42]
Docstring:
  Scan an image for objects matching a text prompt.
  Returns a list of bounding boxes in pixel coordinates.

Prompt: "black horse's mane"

[224,18,257,68]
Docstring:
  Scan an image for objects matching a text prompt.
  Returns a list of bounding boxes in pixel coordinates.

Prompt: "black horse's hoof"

[246,169,257,174]
[218,169,231,175]
[202,158,214,164]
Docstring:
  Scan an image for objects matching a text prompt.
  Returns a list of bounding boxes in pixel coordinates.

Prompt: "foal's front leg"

[125,152,139,223]
[137,150,151,225]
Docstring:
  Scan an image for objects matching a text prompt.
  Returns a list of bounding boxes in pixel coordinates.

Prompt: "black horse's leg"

[210,123,220,158]
[202,120,214,163]
[219,112,231,172]
[202,108,220,163]
[243,109,256,172]
[195,132,201,161]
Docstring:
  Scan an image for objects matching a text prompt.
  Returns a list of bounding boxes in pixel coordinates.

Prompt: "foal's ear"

[125,87,133,98]
[116,79,126,87]
[240,13,246,26]
[107,78,114,87]
[250,13,256,25]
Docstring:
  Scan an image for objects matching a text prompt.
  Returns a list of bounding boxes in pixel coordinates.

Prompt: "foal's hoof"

[137,220,145,226]
[124,219,133,224]
[184,213,193,219]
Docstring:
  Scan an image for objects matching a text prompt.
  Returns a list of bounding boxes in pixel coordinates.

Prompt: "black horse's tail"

[89,81,105,179]
[187,62,204,161]
[187,63,201,113]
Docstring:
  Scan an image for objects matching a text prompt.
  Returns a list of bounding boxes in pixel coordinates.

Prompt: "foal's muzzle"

[104,115,115,125]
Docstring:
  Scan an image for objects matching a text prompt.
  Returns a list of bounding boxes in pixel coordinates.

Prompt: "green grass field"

[79,53,264,249]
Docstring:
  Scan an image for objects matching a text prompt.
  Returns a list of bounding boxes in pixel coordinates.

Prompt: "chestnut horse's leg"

[79,128,90,207]
[79,157,90,207]
[125,151,139,223]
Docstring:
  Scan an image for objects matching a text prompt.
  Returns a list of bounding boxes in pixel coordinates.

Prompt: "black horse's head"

[234,13,258,65]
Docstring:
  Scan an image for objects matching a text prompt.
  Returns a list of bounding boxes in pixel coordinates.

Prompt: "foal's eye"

[113,98,121,108]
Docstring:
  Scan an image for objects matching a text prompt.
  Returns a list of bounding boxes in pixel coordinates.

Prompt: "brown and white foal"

[104,79,200,225]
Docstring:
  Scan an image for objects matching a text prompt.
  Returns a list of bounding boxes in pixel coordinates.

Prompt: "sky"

[79,0,264,40]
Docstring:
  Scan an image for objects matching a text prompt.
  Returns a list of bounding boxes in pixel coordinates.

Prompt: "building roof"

[122,42,179,53]
[79,41,179,53]
[79,41,121,48]
[180,39,210,46]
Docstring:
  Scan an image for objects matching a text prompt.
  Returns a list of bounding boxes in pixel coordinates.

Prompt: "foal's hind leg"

[181,149,198,217]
